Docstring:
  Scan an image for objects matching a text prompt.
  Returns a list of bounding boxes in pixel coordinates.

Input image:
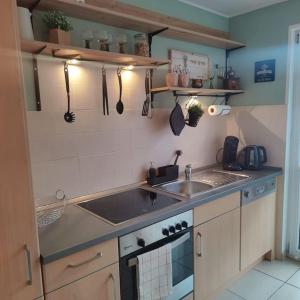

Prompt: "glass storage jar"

[134,33,149,57]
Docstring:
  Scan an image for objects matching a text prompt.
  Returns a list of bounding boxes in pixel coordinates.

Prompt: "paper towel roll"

[208,105,231,116]
[17,7,34,40]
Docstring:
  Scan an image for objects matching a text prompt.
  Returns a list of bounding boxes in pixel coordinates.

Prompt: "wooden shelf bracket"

[147,27,169,57]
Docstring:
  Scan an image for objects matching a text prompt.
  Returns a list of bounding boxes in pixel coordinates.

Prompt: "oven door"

[119,227,193,300]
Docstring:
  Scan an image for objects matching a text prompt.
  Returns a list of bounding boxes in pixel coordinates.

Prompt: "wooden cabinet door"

[194,208,240,300]
[0,1,42,299]
[46,263,120,300]
[241,192,276,270]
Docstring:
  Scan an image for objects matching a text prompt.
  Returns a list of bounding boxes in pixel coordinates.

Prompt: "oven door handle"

[196,232,204,257]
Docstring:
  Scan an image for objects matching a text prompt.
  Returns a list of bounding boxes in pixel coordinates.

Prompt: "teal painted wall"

[119,0,229,32]
[229,0,300,106]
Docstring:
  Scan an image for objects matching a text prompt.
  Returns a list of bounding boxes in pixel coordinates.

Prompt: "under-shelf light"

[67,58,80,65]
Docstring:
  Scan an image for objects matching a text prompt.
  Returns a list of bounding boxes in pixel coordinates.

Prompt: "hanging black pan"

[169,97,185,136]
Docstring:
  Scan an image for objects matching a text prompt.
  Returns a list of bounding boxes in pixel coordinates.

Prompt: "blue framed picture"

[255,59,276,83]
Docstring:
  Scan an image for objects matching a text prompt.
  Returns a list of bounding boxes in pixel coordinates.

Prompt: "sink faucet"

[185,164,192,181]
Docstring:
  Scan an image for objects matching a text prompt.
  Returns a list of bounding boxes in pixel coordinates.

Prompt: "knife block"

[147,165,179,186]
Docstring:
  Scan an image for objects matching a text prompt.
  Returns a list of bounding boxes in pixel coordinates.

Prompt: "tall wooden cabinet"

[0,1,42,299]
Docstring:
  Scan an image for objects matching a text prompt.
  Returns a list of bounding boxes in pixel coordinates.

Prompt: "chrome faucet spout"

[185,164,192,181]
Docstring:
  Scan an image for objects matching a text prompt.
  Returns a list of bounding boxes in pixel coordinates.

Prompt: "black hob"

[77,188,180,225]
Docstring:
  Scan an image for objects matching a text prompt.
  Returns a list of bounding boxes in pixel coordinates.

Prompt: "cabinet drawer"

[45,262,120,300]
[194,192,240,226]
[43,238,118,293]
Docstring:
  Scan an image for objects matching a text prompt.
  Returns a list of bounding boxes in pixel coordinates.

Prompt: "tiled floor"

[215,259,300,300]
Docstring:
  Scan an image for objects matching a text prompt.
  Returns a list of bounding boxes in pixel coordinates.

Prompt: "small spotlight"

[68,59,80,65]
[124,65,134,71]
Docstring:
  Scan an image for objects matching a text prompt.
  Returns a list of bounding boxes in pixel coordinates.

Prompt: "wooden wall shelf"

[18,0,245,50]
[151,87,245,96]
[21,40,170,66]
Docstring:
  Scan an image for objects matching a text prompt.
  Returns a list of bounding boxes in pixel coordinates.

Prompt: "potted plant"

[43,10,73,45]
[186,102,204,127]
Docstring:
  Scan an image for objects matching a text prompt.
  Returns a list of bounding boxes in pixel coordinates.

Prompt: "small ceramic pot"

[178,73,190,88]
[191,79,203,88]
[48,29,71,45]
[166,73,178,87]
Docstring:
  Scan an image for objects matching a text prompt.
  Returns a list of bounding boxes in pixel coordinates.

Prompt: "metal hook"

[117,67,122,76]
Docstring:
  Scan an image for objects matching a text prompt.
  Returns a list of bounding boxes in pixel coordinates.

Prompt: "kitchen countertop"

[39,166,282,264]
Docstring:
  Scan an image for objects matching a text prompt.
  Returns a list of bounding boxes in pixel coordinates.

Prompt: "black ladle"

[116,68,124,114]
[64,63,75,123]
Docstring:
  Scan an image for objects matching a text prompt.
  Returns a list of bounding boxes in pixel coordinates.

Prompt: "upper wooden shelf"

[18,0,245,50]
[21,39,170,66]
[151,87,245,96]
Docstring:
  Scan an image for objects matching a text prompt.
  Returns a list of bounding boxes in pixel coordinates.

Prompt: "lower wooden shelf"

[21,39,170,67]
[151,86,244,96]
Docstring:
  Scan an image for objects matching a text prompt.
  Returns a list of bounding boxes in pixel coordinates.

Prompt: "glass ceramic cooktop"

[77,188,180,225]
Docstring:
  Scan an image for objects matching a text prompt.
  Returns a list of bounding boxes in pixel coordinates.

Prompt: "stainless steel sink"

[155,180,213,198]
[196,170,251,187]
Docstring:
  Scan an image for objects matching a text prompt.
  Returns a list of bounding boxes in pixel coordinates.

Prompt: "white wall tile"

[31,157,81,203]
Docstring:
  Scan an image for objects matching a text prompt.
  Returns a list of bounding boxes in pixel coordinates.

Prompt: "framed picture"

[255,59,276,83]
[169,49,210,80]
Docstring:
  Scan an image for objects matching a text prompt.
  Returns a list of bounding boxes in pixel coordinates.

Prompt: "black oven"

[119,210,193,300]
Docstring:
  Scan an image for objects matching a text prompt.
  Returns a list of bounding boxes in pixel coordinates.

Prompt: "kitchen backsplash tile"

[26,58,229,207]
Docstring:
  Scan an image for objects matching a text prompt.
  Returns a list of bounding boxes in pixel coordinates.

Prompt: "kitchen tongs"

[102,66,109,116]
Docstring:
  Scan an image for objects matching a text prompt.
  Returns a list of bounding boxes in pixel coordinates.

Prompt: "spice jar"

[134,33,149,57]
[117,34,128,54]
[95,31,111,51]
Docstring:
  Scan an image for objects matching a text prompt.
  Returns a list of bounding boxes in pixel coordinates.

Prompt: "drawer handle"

[196,232,203,257]
[67,252,103,268]
[108,273,117,300]
[24,244,33,285]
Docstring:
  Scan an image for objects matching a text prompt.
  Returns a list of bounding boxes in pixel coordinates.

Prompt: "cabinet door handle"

[108,273,117,300]
[24,244,33,285]
[67,252,103,268]
[196,232,203,257]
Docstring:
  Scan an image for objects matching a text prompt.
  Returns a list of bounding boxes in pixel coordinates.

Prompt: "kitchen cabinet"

[43,238,118,293]
[193,192,240,300]
[0,1,43,299]
[46,262,120,300]
[241,192,276,270]
[194,207,240,300]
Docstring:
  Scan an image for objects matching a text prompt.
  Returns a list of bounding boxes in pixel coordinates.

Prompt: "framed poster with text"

[255,59,275,83]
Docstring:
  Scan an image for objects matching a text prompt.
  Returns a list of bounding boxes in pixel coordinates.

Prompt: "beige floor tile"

[254,259,300,281]
[228,269,283,300]
[287,269,300,288]
[269,283,300,300]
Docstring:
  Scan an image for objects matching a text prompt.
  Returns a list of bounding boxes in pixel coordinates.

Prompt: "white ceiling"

[178,0,288,17]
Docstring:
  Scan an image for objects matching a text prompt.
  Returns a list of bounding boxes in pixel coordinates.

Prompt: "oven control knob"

[169,226,176,234]
[162,228,169,236]
[175,223,182,231]
[137,238,145,248]
[181,221,188,229]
